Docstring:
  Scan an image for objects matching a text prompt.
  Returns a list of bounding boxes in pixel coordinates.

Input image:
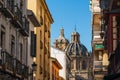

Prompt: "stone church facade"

[54,28,91,80]
[54,27,69,51]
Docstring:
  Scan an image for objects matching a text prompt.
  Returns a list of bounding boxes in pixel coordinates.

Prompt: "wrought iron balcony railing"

[0,1,24,29]
[0,50,29,78]
[14,58,22,75]
[94,61,102,70]
[4,51,14,71]
[0,51,14,72]
[14,5,22,27]
[20,17,29,36]
[94,61,107,71]
[0,0,14,18]
[22,64,28,78]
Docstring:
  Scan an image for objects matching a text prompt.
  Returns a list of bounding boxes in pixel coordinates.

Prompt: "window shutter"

[30,31,36,57]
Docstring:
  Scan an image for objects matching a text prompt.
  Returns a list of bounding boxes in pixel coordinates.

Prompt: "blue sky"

[46,0,92,51]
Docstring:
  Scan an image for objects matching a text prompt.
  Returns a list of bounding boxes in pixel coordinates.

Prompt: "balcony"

[94,61,102,70]
[19,17,29,36]
[0,50,29,78]
[22,64,28,78]
[11,5,22,28]
[0,0,14,18]
[94,61,107,71]
[14,58,22,76]
[0,51,14,73]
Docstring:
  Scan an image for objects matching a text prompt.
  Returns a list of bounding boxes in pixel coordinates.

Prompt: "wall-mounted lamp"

[32,62,37,71]
[100,31,104,39]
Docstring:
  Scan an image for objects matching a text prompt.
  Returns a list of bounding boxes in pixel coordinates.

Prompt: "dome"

[65,42,88,56]
[55,37,69,43]
[65,27,88,56]
[54,27,69,43]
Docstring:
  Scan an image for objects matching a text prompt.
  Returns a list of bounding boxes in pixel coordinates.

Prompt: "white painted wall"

[51,46,66,80]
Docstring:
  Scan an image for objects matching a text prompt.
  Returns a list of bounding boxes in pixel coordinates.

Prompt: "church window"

[82,60,87,70]
[60,40,63,43]
[76,58,80,70]
[73,35,75,41]
[71,60,74,69]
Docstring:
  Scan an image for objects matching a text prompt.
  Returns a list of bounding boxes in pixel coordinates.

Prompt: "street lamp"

[32,62,37,71]
[100,31,104,39]
[28,57,37,79]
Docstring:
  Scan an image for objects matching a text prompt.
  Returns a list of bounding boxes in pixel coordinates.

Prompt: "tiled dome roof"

[65,28,88,56]
[55,35,69,43]
[65,42,88,56]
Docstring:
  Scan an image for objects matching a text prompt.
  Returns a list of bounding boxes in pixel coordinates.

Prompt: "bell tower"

[71,27,80,43]
[54,27,69,51]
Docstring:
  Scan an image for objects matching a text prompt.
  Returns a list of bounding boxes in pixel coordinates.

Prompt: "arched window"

[71,60,74,69]
[76,58,80,70]
[82,60,87,70]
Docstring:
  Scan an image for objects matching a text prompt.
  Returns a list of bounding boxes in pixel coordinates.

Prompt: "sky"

[46,0,92,51]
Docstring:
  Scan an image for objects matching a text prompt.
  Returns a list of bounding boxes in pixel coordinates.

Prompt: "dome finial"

[74,25,76,32]
[60,27,64,37]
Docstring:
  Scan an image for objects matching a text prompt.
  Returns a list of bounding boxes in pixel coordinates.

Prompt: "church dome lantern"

[54,27,69,51]
[66,28,88,56]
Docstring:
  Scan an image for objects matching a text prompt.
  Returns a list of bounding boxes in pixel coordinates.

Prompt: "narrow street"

[0,0,120,80]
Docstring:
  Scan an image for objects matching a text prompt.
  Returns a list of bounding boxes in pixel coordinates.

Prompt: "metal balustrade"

[0,0,14,18]
[14,58,22,75]
[94,61,102,69]
[0,0,30,37]
[14,5,22,26]
[22,64,29,78]
[4,51,14,71]
[21,17,29,36]
[0,51,29,78]
[0,51,14,72]
[94,61,107,71]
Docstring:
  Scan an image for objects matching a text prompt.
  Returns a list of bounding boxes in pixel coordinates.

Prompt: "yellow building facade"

[27,0,54,80]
